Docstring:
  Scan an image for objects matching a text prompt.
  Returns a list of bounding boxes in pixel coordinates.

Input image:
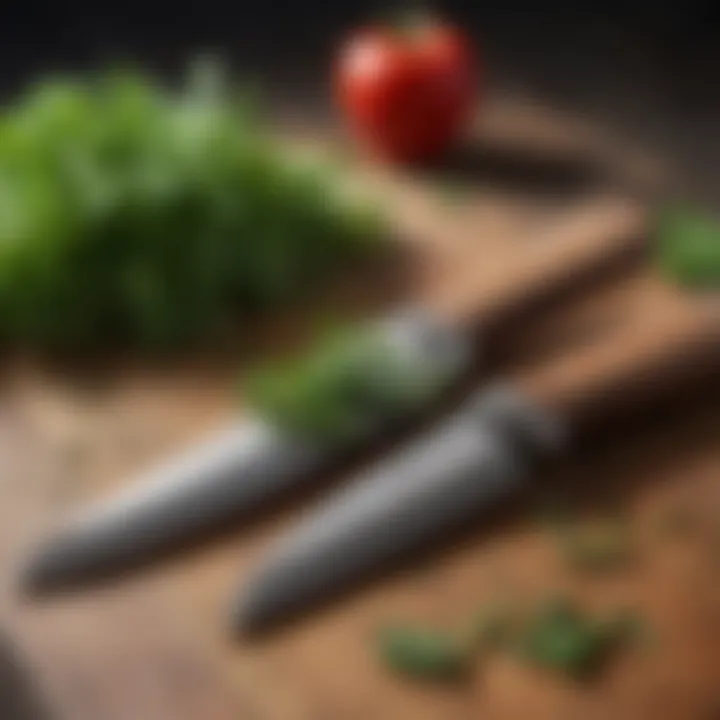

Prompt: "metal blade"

[21,420,327,593]
[21,308,470,594]
[232,385,564,634]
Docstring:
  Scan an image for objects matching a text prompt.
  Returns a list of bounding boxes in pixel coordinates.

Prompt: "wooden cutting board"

[2,96,720,720]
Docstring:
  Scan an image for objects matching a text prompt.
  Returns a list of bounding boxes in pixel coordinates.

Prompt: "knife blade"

[21,308,470,593]
[233,290,720,634]
[20,199,645,594]
[233,385,564,634]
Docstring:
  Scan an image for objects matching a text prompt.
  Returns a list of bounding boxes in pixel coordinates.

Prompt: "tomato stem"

[385,4,438,38]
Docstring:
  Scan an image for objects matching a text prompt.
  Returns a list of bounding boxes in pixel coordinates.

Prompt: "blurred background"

[2,1,719,198]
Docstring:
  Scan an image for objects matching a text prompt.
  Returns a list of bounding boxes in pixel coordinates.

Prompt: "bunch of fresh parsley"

[0,61,382,351]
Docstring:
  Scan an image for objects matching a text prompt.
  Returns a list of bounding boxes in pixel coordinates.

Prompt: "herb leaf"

[378,626,470,681]
[244,325,446,439]
[0,61,384,351]
[657,205,720,288]
[518,598,641,679]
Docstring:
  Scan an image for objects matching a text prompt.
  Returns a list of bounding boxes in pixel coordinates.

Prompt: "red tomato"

[334,19,478,165]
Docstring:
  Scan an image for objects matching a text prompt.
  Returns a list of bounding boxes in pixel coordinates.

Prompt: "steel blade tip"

[230,573,290,637]
[20,528,137,597]
[230,560,317,637]
[20,535,83,597]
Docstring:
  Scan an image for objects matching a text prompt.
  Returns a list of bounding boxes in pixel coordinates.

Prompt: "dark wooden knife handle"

[432,197,647,335]
[519,283,720,430]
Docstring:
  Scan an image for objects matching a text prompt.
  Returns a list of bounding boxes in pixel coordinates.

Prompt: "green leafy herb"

[517,598,640,679]
[376,599,648,684]
[657,205,720,288]
[244,325,445,439]
[0,60,383,351]
[378,626,470,681]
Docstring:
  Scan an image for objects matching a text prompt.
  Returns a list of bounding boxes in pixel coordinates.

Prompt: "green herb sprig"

[378,626,471,681]
[244,325,445,440]
[0,60,383,351]
[377,598,646,684]
[657,205,720,288]
[517,598,639,679]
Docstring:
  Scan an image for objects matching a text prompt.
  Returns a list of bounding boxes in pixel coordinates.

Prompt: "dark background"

[1,2,720,195]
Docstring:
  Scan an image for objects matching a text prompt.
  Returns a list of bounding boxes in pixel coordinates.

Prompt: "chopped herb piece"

[378,626,470,681]
[376,600,649,683]
[518,598,638,679]
[657,205,720,288]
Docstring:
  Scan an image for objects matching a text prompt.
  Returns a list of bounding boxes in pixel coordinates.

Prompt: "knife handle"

[519,284,720,430]
[431,197,647,335]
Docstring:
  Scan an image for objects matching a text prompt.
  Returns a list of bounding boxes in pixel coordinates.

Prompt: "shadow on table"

[419,138,610,200]
[0,636,52,720]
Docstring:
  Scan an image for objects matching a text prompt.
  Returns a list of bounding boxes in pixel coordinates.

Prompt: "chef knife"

[21,199,645,594]
[233,283,720,633]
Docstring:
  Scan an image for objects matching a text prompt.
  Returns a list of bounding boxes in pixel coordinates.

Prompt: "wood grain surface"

[2,96,720,720]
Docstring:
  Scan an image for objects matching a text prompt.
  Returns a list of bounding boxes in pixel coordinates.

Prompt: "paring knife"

[233,286,720,633]
[21,199,645,594]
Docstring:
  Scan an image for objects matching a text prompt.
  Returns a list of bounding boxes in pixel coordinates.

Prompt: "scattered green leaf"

[378,626,470,682]
[657,205,720,288]
[517,598,641,679]
[376,599,650,684]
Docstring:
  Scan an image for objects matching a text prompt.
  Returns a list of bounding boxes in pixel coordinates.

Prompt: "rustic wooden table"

[1,97,719,720]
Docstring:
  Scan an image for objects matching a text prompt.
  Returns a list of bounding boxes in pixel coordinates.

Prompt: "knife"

[21,199,644,594]
[233,286,720,633]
